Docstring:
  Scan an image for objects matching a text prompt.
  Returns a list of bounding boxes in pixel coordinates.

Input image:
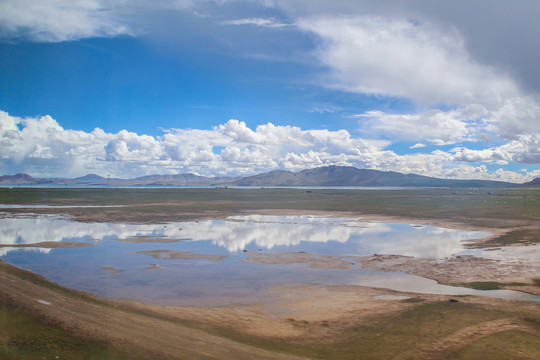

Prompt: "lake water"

[1,213,538,305]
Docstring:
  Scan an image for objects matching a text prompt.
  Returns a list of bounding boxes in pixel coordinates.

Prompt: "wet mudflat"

[1,213,538,305]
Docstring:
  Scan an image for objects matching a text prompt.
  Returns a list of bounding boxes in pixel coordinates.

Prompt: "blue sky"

[1,1,539,182]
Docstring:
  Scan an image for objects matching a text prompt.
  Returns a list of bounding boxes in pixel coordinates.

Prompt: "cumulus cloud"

[354,105,488,145]
[296,15,519,108]
[452,134,540,164]
[353,99,540,168]
[1,110,538,182]
[0,111,380,178]
[0,111,115,176]
[488,96,540,140]
[291,9,540,154]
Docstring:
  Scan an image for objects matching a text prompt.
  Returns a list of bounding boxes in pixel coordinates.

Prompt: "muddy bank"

[245,251,540,296]
[0,241,93,249]
[0,260,302,360]
[355,254,540,295]
[136,250,228,261]
[2,260,539,359]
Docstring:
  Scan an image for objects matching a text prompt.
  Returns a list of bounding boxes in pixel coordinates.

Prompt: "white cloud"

[307,106,340,114]
[104,130,163,162]
[293,13,540,154]
[1,110,538,182]
[280,150,324,170]
[353,98,540,167]
[0,1,273,42]
[0,111,117,176]
[296,15,519,108]
[220,17,289,28]
[452,133,540,164]
[410,143,426,149]
[28,144,54,159]
[488,96,540,140]
[0,111,380,178]
[0,0,138,42]
[355,105,487,145]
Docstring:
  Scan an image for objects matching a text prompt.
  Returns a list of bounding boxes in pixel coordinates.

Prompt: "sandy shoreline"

[2,258,539,359]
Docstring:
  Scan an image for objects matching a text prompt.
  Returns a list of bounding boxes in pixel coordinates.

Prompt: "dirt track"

[421,318,540,358]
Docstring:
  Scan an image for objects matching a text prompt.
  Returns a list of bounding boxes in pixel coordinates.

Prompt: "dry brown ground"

[2,260,539,359]
[354,253,540,295]
[0,241,94,249]
[420,318,540,358]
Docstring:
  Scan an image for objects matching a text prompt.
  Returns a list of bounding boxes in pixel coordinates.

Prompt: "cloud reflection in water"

[0,214,487,258]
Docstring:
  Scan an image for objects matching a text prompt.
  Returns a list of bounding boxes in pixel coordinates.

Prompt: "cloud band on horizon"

[1,110,538,183]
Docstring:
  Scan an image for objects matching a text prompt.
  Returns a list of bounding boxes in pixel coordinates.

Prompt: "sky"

[0,0,539,182]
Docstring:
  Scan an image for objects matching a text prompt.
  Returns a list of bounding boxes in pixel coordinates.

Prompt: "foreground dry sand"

[2,258,539,359]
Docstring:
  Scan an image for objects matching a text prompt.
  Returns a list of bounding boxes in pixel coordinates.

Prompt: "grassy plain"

[0,301,135,360]
[1,186,539,224]
[1,187,539,359]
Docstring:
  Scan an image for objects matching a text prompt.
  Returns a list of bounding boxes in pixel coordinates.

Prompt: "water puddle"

[1,213,538,305]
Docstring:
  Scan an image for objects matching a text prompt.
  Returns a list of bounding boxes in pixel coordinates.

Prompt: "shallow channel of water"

[1,213,538,305]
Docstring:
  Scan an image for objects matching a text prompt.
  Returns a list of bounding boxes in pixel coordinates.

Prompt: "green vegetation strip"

[1,188,539,231]
[465,281,529,290]
[483,229,540,247]
[447,330,540,360]
[205,301,540,360]
[0,301,136,360]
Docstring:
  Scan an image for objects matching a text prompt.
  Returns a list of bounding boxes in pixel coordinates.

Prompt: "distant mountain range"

[0,173,240,186]
[232,166,536,188]
[0,166,538,188]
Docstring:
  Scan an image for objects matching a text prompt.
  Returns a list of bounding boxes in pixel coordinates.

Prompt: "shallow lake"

[1,213,538,305]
